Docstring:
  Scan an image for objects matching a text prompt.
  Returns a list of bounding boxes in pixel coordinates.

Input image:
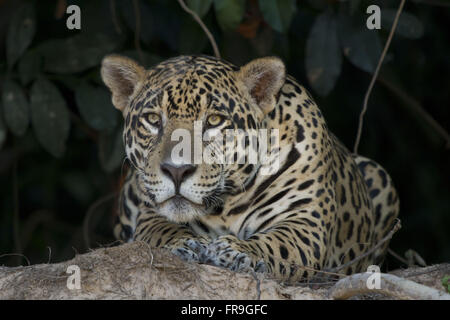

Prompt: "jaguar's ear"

[238,57,285,114]
[101,54,145,112]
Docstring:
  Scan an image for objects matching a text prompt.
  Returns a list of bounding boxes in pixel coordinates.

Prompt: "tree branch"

[132,0,144,64]
[353,0,406,154]
[177,0,221,59]
[326,219,401,273]
[378,75,450,148]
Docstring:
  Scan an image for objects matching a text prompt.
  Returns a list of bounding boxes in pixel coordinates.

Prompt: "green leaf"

[338,13,382,73]
[81,0,123,36]
[278,0,297,32]
[187,0,213,18]
[98,125,125,173]
[1,79,29,136]
[30,78,70,157]
[38,33,123,74]
[442,276,450,293]
[259,0,282,32]
[75,82,118,131]
[259,0,296,33]
[18,49,42,85]
[214,0,245,31]
[381,9,424,39]
[305,11,342,96]
[6,3,36,69]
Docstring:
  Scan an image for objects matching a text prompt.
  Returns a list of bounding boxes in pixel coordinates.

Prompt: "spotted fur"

[101,54,400,281]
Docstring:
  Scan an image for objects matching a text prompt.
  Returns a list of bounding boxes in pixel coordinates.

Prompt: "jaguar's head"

[101,55,285,222]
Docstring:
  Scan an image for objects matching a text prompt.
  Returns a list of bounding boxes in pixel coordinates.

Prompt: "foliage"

[442,276,450,293]
[0,0,449,267]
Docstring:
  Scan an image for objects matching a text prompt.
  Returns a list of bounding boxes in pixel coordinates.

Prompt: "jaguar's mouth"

[158,194,202,207]
[157,195,206,223]
[160,194,196,207]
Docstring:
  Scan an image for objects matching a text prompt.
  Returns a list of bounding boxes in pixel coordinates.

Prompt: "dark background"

[0,0,448,269]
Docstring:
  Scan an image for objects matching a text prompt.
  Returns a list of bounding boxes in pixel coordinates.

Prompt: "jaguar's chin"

[157,195,206,223]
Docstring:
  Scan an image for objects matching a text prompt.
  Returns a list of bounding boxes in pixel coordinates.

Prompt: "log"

[0,242,448,300]
[0,242,326,299]
[328,272,450,300]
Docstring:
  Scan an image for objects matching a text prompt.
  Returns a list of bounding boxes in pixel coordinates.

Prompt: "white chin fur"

[157,197,205,223]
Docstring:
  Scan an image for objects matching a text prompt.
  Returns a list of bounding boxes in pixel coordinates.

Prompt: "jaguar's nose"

[160,163,197,193]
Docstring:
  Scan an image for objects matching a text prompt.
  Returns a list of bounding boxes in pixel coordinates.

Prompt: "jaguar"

[101,54,399,281]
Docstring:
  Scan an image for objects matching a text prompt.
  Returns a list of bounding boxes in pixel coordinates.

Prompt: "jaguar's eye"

[144,113,161,127]
[206,114,224,127]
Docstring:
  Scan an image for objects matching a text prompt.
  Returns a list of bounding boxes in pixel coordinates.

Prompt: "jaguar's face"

[102,55,285,222]
[127,75,260,222]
